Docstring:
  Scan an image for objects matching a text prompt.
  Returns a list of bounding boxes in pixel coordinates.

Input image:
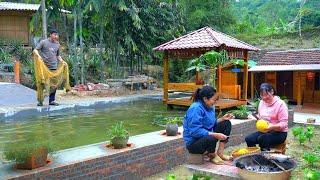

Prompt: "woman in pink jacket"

[245,83,288,151]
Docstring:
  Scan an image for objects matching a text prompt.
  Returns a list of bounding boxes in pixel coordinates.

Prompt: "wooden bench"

[271,140,287,154]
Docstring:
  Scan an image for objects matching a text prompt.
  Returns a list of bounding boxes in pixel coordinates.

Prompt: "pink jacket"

[258,96,288,132]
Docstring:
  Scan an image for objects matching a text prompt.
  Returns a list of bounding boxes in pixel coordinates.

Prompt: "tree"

[41,0,47,38]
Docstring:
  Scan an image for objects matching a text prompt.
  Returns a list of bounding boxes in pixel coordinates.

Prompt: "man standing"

[35,29,62,106]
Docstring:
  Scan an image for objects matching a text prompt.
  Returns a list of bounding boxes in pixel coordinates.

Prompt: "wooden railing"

[168,83,203,92]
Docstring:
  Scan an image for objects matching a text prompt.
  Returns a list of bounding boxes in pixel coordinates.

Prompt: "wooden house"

[0,2,40,45]
[249,49,320,106]
[153,27,259,110]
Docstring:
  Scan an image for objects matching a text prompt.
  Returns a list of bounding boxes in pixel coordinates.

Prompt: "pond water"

[0,99,186,152]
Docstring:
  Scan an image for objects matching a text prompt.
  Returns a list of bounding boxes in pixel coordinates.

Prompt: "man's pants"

[48,68,57,104]
[49,90,56,103]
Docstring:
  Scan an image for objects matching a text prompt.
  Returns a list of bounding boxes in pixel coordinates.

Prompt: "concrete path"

[0,82,37,106]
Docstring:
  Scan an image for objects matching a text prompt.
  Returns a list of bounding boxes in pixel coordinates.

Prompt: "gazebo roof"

[153,27,259,52]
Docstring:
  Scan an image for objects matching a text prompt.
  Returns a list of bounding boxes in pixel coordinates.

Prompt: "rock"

[95,83,110,90]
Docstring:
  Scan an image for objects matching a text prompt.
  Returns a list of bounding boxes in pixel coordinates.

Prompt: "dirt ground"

[55,87,163,104]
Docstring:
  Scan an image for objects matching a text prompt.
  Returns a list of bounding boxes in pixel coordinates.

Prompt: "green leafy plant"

[4,140,54,164]
[192,173,212,180]
[166,117,183,125]
[231,59,257,68]
[166,173,176,180]
[203,50,228,88]
[298,133,307,145]
[0,48,13,65]
[305,126,315,141]
[152,116,183,127]
[186,58,206,73]
[228,105,249,119]
[280,96,289,104]
[303,152,320,167]
[107,121,129,139]
[292,126,304,138]
[304,168,320,180]
[253,98,260,109]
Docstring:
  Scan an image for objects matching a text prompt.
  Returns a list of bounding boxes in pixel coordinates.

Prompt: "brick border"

[5,111,294,179]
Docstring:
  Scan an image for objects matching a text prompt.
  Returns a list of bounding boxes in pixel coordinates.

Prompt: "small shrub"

[298,133,307,145]
[304,168,320,180]
[292,127,304,138]
[166,174,176,180]
[107,121,129,140]
[305,126,315,141]
[228,105,249,119]
[152,116,183,127]
[303,152,319,167]
[166,117,183,125]
[192,173,212,180]
[4,140,54,164]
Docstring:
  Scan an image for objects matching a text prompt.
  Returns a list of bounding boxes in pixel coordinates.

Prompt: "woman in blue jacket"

[183,86,234,164]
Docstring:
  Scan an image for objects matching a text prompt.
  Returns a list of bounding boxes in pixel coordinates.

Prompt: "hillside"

[236,27,320,50]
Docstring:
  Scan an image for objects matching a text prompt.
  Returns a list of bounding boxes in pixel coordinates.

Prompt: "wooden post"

[163,51,169,104]
[251,72,254,99]
[297,71,302,106]
[14,60,20,84]
[243,51,249,100]
[218,65,222,93]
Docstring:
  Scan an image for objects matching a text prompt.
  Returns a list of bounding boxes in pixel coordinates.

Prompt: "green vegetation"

[4,141,54,164]
[228,105,250,119]
[288,125,320,180]
[3,131,55,164]
[3,0,320,84]
[153,116,184,127]
[107,121,129,140]
[165,172,212,180]
[292,125,315,144]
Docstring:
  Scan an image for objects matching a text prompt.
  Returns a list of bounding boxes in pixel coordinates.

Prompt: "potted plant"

[229,105,250,119]
[165,117,182,136]
[4,141,54,170]
[107,121,129,149]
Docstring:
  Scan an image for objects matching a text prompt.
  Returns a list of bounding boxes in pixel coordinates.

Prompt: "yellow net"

[33,50,71,103]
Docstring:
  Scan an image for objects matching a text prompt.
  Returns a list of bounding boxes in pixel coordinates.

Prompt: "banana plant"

[231,59,257,68]
[186,57,206,72]
[202,50,228,88]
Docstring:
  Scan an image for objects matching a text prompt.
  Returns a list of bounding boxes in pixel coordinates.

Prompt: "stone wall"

[0,72,14,83]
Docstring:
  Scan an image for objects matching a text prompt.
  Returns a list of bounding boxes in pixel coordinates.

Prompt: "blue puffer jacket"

[183,101,217,147]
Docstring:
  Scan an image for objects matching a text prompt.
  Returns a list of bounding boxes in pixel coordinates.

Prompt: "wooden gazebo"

[153,27,259,110]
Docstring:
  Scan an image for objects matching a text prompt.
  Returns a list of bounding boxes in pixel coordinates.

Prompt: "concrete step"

[186,162,240,180]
